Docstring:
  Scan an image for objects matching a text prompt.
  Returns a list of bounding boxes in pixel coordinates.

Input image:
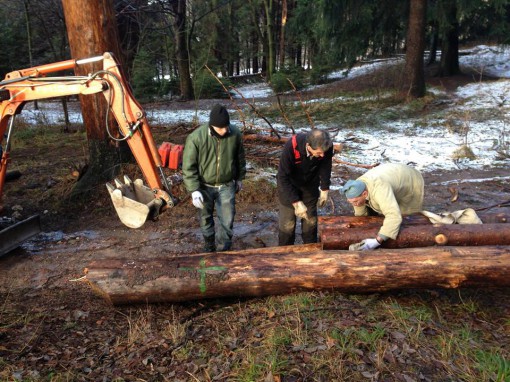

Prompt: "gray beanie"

[209,104,230,127]
[341,180,366,198]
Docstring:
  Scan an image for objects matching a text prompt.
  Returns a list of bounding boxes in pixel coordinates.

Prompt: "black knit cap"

[209,104,230,128]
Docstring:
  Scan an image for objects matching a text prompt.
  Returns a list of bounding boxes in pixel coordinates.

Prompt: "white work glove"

[318,190,329,207]
[235,180,243,193]
[192,191,204,209]
[293,201,308,220]
[360,238,381,250]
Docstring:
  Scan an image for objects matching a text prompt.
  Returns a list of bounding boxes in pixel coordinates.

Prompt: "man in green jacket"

[341,163,424,250]
[182,104,246,252]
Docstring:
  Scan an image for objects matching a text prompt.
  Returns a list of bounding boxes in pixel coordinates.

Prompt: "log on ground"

[318,212,510,234]
[321,223,510,250]
[83,245,510,305]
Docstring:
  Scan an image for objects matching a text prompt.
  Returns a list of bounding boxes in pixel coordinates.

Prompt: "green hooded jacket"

[182,124,246,192]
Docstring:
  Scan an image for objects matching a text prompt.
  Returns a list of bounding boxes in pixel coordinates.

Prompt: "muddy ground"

[0,70,509,381]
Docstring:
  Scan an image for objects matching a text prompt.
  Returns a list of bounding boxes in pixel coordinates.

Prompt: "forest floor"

[0,65,509,381]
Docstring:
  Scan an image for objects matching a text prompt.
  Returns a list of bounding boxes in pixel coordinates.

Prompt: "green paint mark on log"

[179,258,227,293]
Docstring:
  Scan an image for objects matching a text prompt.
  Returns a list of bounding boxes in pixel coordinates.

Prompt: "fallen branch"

[287,78,315,129]
[333,157,378,169]
[229,87,281,139]
[204,65,247,129]
[475,199,510,212]
[275,93,294,134]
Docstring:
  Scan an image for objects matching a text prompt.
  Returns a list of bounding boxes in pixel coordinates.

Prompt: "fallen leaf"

[361,371,379,379]
[325,335,336,349]
[383,348,396,363]
[391,331,406,341]
[448,186,459,202]
[403,374,417,382]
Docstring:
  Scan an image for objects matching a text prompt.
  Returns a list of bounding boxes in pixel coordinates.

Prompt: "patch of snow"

[459,45,510,78]
[12,45,510,175]
[329,57,402,80]
[430,175,510,186]
[232,83,274,99]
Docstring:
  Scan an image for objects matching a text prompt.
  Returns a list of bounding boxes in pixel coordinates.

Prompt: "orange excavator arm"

[0,52,175,228]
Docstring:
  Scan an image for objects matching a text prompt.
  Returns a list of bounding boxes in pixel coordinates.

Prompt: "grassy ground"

[1,284,508,381]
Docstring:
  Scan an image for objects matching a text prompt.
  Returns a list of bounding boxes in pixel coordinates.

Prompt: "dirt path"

[2,165,509,292]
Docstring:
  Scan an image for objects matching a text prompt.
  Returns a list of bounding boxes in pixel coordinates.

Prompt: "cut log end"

[435,233,448,245]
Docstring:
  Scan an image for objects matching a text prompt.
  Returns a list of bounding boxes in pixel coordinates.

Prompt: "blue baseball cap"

[341,180,366,198]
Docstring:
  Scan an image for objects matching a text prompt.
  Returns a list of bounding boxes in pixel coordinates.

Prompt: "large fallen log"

[321,223,510,250]
[317,212,510,238]
[318,212,509,230]
[83,245,510,305]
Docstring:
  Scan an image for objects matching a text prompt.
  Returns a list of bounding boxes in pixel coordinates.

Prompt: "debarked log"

[318,212,509,234]
[318,215,429,237]
[321,223,510,250]
[83,245,510,305]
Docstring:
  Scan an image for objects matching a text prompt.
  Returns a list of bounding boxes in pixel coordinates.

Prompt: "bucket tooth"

[106,182,116,193]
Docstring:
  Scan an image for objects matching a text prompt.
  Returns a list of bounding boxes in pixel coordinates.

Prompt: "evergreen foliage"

[131,49,159,102]
[1,0,510,98]
[0,3,30,76]
[270,65,303,93]
[193,70,233,99]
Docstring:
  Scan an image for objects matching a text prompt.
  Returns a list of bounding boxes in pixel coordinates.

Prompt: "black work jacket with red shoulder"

[277,133,333,205]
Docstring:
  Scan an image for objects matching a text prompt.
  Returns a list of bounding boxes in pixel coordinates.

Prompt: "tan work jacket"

[353,163,424,239]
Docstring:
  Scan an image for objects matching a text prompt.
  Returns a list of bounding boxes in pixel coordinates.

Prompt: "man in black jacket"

[277,129,333,246]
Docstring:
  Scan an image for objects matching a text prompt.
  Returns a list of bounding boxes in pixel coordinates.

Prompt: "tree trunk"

[427,26,438,66]
[320,223,510,250]
[402,0,427,98]
[61,98,70,133]
[170,0,194,100]
[252,30,259,74]
[436,0,460,77]
[61,0,127,198]
[295,43,302,67]
[278,0,287,69]
[248,0,263,74]
[23,0,38,110]
[263,0,275,79]
[83,245,510,305]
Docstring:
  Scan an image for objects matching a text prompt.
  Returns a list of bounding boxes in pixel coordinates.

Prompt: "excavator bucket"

[106,176,164,229]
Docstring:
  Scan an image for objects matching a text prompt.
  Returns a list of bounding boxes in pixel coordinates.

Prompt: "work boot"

[217,241,232,252]
[203,235,216,252]
[218,240,232,252]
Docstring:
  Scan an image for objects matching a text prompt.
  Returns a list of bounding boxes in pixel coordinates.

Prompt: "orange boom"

[0,52,176,238]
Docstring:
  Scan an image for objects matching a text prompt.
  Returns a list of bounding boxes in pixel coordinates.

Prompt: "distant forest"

[1,0,509,101]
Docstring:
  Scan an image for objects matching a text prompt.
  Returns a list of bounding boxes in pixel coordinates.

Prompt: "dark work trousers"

[278,191,318,246]
[199,181,236,251]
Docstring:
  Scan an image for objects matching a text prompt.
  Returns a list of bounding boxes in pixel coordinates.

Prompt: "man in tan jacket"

[340,163,424,250]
